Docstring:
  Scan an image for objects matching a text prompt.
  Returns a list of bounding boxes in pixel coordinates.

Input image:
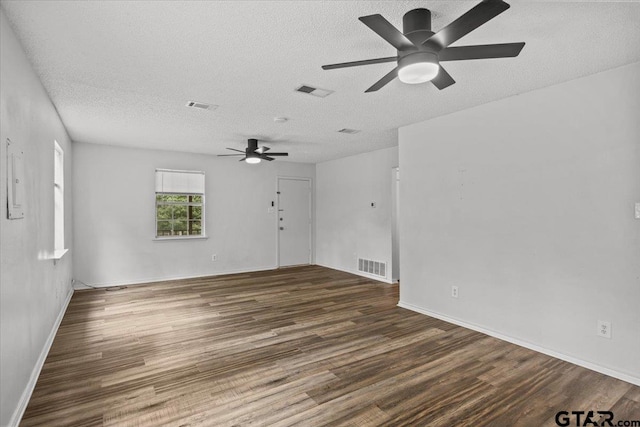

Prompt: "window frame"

[154,192,205,239]
[53,140,68,261]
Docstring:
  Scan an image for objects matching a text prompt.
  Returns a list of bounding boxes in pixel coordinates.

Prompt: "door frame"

[276,176,313,268]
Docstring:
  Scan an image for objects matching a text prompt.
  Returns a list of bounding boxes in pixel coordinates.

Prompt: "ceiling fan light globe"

[398,62,439,84]
[398,51,439,84]
[246,157,261,164]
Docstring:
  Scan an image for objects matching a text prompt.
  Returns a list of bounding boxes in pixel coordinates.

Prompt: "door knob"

[279,227,284,230]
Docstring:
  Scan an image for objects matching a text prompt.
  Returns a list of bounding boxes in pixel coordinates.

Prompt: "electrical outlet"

[451,286,459,298]
[597,320,611,339]
[211,254,218,262]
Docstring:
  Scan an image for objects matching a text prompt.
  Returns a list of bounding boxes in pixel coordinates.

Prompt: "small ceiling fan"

[218,138,288,164]
[322,0,524,92]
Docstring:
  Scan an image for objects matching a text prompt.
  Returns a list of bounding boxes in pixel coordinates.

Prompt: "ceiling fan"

[322,0,524,92]
[218,138,288,164]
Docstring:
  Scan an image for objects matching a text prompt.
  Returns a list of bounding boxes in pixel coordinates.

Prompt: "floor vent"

[358,258,386,278]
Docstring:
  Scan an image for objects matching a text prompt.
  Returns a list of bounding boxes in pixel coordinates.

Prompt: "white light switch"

[635,203,640,219]
[267,207,274,214]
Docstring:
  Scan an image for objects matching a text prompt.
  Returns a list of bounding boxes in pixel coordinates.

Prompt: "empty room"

[1,1,639,426]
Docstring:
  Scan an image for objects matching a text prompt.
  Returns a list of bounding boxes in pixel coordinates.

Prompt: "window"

[54,141,65,254]
[155,169,205,238]
[156,194,203,237]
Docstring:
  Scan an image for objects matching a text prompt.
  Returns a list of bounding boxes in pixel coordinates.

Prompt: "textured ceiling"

[2,1,640,163]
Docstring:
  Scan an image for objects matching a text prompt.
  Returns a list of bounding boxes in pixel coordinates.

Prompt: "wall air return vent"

[185,101,218,110]
[338,128,360,134]
[295,85,333,98]
[358,258,387,279]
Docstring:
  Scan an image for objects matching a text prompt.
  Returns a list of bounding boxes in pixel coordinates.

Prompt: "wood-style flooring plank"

[20,265,640,427]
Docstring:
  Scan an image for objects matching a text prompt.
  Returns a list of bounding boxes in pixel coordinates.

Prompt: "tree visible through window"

[155,194,203,237]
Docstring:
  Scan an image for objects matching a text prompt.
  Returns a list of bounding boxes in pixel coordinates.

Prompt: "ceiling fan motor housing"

[247,138,259,154]
[402,9,436,49]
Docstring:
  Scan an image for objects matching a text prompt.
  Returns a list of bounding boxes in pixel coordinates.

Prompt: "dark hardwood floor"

[21,265,640,426]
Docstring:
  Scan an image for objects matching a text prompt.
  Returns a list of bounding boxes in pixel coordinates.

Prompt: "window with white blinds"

[54,141,65,255]
[155,169,205,238]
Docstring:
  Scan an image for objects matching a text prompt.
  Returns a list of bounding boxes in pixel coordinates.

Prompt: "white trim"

[155,168,204,175]
[52,248,69,266]
[315,262,394,284]
[152,236,208,241]
[73,266,279,289]
[9,288,74,427]
[397,300,640,387]
[52,248,68,260]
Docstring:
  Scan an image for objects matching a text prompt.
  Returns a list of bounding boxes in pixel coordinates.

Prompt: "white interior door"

[278,178,311,267]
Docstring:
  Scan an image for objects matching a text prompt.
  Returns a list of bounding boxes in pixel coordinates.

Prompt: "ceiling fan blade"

[225,147,245,153]
[322,56,397,70]
[432,66,455,90]
[238,157,247,162]
[365,67,398,93]
[427,0,510,49]
[359,14,416,51]
[264,153,288,156]
[217,154,244,157]
[256,146,270,154]
[261,156,275,161]
[439,42,524,61]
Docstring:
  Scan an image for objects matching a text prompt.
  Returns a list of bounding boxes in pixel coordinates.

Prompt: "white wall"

[73,142,314,286]
[399,62,640,383]
[391,168,400,282]
[316,147,398,282]
[0,10,74,426]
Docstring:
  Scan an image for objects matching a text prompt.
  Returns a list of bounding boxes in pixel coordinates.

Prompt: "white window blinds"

[155,169,205,194]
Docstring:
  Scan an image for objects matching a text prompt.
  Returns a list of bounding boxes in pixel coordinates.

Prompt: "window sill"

[153,235,208,242]
[53,248,69,265]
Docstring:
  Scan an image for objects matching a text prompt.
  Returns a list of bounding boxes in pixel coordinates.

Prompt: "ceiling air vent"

[295,85,333,98]
[185,101,217,110]
[338,128,360,134]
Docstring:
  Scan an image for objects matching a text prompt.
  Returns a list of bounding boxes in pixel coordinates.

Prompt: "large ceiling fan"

[218,138,288,164]
[322,0,524,92]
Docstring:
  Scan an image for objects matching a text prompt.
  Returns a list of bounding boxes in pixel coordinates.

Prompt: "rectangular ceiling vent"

[358,258,386,279]
[295,85,333,98]
[338,128,360,134]
[185,101,217,110]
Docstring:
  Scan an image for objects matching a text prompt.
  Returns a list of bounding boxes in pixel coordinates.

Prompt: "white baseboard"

[397,301,640,387]
[9,288,74,427]
[82,264,395,290]
[73,266,280,289]
[314,263,394,284]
